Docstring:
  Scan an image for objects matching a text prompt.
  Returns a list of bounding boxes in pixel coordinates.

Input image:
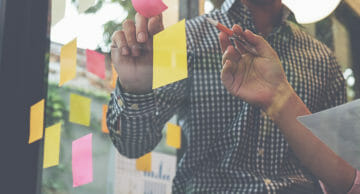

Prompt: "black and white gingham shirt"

[107,0,346,193]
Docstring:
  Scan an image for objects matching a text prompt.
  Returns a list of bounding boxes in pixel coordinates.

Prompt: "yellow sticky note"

[29,99,45,144]
[102,105,109,133]
[153,19,187,89]
[136,152,152,172]
[43,123,62,168]
[111,64,117,89]
[60,39,77,86]
[69,94,91,126]
[162,0,179,28]
[166,123,181,149]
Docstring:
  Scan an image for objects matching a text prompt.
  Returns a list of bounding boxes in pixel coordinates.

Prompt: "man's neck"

[242,0,283,36]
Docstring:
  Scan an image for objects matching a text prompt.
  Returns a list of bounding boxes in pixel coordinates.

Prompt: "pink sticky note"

[72,133,93,187]
[86,49,105,79]
[131,0,168,18]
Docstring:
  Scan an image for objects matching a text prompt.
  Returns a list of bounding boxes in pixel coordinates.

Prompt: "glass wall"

[41,0,360,193]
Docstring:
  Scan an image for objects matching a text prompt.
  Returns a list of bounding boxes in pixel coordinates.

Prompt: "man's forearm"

[269,84,355,194]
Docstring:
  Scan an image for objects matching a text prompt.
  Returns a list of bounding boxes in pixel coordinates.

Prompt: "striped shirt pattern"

[107,0,346,193]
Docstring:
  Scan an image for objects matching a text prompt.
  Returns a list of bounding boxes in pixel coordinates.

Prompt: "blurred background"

[42,0,360,193]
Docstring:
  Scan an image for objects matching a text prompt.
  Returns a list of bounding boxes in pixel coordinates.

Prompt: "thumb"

[243,30,273,57]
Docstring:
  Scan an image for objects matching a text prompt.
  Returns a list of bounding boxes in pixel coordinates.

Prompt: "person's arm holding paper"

[107,13,189,158]
[219,24,357,194]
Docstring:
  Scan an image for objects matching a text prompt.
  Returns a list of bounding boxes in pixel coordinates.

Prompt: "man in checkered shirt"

[108,0,345,193]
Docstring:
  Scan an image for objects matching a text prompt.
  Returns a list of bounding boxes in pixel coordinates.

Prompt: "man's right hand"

[111,13,164,94]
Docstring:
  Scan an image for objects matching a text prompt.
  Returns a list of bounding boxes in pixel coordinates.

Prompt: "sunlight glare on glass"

[283,0,342,24]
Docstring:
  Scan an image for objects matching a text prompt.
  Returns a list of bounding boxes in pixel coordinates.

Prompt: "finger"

[123,19,141,56]
[111,30,130,56]
[231,25,246,54]
[219,32,231,53]
[222,45,241,66]
[148,14,164,36]
[243,29,273,56]
[221,60,235,92]
[135,13,148,43]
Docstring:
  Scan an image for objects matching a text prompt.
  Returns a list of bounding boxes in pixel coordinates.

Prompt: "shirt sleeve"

[106,78,189,158]
[320,54,347,110]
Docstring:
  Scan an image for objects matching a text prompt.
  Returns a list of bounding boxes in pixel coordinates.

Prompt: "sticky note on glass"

[166,123,181,149]
[136,152,151,172]
[43,123,62,168]
[72,133,93,187]
[131,0,168,18]
[78,0,96,13]
[153,19,187,89]
[51,0,65,26]
[111,64,117,89]
[102,105,109,133]
[69,94,91,126]
[60,39,77,86]
[86,49,105,79]
[162,0,179,28]
[29,99,45,144]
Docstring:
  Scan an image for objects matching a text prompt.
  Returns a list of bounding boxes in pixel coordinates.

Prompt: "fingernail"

[122,47,129,55]
[137,32,146,42]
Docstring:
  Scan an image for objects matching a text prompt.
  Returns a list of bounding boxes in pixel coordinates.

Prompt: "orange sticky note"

[69,94,91,126]
[29,99,45,144]
[153,19,187,89]
[43,123,62,168]
[102,105,109,133]
[60,39,77,86]
[136,152,151,172]
[111,64,117,89]
[166,123,181,149]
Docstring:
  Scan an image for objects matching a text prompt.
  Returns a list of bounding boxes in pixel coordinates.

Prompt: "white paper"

[297,99,360,169]
[78,0,96,13]
[51,0,66,26]
[114,152,177,194]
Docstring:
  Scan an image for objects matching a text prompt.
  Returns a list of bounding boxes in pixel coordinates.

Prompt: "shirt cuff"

[114,80,156,117]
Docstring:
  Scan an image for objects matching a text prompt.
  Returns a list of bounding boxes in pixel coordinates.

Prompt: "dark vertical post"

[336,3,360,99]
[0,0,49,193]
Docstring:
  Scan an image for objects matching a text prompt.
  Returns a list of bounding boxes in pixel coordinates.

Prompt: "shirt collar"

[220,0,296,36]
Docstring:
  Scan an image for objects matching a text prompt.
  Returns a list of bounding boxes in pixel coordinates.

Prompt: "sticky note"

[162,0,179,28]
[86,49,105,79]
[153,19,187,89]
[51,0,66,26]
[78,0,96,13]
[72,133,93,187]
[29,99,45,144]
[60,39,77,86]
[43,123,62,168]
[131,0,168,18]
[136,152,151,172]
[69,94,91,126]
[102,105,109,133]
[166,123,181,149]
[111,64,117,89]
